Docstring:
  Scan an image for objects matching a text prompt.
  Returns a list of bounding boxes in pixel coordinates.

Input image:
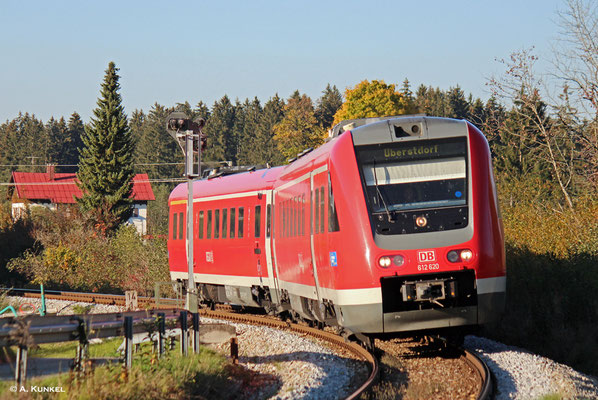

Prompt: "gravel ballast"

[4,297,598,399]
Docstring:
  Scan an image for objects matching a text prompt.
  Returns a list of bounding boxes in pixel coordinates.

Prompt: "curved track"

[3,288,491,399]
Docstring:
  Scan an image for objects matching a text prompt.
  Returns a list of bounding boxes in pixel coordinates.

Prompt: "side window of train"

[319,187,325,234]
[328,174,340,232]
[254,205,261,238]
[266,204,271,238]
[172,212,178,240]
[222,209,228,239]
[207,210,212,239]
[214,209,220,239]
[178,212,184,239]
[301,194,306,236]
[230,208,236,238]
[199,211,204,239]
[280,201,287,237]
[314,188,320,234]
[238,207,244,238]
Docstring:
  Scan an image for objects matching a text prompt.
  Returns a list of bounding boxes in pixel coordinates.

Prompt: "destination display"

[355,137,467,163]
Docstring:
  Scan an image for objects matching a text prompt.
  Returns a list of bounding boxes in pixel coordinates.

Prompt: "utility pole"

[166,112,207,313]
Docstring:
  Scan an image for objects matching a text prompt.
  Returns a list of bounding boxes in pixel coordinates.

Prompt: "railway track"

[2,288,491,399]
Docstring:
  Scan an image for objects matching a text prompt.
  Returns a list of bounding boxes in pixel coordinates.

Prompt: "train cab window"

[172,213,178,240]
[199,211,204,239]
[254,205,261,238]
[178,212,184,239]
[266,204,271,238]
[238,207,244,238]
[207,210,212,239]
[328,174,340,232]
[222,209,228,239]
[214,209,220,239]
[314,189,320,234]
[230,208,236,238]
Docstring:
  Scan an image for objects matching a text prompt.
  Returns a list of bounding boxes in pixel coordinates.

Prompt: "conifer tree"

[77,62,135,233]
[315,84,343,129]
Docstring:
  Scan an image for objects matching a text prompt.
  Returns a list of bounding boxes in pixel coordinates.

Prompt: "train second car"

[168,116,506,339]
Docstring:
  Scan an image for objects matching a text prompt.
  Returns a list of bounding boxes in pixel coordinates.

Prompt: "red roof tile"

[11,172,155,204]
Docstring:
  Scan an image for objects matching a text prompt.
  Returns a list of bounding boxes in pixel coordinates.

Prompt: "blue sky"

[0,0,564,123]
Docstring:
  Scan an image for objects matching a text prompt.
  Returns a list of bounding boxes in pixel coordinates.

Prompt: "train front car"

[329,116,506,339]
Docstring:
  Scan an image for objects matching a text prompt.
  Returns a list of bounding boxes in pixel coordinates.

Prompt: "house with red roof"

[8,166,155,235]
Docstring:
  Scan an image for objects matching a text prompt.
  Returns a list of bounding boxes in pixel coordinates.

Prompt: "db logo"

[418,250,436,263]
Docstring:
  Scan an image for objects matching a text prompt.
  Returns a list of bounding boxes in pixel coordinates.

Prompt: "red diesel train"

[168,116,506,343]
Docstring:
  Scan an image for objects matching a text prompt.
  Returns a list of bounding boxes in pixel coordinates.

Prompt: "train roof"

[169,166,284,203]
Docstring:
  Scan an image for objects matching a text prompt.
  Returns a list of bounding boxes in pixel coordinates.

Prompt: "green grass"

[0,342,253,400]
[28,337,123,359]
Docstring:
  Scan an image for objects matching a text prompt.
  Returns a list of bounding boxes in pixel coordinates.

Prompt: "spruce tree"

[77,62,135,233]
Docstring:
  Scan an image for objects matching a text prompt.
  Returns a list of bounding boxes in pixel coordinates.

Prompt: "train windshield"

[362,157,467,212]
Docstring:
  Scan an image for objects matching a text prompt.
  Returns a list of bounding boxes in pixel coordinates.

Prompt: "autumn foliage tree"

[332,80,410,125]
[273,91,325,160]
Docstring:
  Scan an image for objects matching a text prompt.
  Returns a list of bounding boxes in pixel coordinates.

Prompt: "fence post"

[230,337,238,365]
[158,312,165,358]
[192,312,200,354]
[15,345,27,385]
[180,311,188,356]
[124,316,133,369]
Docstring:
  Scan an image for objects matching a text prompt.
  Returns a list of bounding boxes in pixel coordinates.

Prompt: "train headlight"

[378,256,392,268]
[393,255,405,267]
[460,249,473,262]
[447,250,460,263]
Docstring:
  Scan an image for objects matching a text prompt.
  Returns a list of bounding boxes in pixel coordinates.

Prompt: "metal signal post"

[166,112,206,313]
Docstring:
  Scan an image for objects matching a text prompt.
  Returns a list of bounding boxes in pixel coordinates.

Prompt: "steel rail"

[462,348,493,400]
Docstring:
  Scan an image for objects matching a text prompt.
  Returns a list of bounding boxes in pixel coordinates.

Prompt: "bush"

[487,176,598,376]
[7,208,170,295]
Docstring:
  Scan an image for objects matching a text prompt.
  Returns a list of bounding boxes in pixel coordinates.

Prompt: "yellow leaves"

[43,243,82,271]
[333,80,410,125]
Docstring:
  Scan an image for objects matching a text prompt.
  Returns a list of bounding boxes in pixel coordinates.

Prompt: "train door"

[309,169,325,305]
[264,190,280,303]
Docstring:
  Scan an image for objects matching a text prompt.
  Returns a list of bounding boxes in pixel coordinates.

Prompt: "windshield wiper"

[372,159,394,222]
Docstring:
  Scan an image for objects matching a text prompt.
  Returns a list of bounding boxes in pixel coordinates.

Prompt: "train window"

[207,210,212,239]
[319,187,325,234]
[178,212,184,239]
[301,194,305,236]
[222,209,228,239]
[314,189,319,234]
[294,198,298,237]
[214,209,220,239]
[328,174,340,232]
[230,208,236,238]
[238,207,244,238]
[283,201,288,238]
[266,204,271,238]
[254,205,261,238]
[199,211,204,239]
[172,213,177,240]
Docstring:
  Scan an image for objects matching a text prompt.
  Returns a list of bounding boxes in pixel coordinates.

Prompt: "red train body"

[168,116,506,338]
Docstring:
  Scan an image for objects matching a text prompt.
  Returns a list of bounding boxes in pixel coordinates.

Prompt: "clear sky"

[0,0,565,123]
